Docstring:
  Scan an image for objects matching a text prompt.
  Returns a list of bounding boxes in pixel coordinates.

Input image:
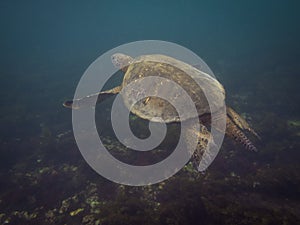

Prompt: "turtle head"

[111,53,133,72]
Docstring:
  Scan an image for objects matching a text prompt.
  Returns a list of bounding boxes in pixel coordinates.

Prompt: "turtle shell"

[120,54,225,123]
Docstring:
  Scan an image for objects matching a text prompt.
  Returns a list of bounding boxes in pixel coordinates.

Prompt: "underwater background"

[0,0,299,224]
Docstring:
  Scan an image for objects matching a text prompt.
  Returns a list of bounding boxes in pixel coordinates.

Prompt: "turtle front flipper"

[63,85,121,109]
[226,116,258,152]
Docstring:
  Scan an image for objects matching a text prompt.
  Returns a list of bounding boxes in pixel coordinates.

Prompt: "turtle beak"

[111,53,132,71]
[111,54,121,68]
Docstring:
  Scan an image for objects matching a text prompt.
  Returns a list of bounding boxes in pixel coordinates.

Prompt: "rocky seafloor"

[0,108,299,225]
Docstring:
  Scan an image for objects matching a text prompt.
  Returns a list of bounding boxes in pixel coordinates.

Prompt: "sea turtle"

[63,53,259,169]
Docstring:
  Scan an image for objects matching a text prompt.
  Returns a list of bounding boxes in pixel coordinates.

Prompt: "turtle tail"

[226,116,258,152]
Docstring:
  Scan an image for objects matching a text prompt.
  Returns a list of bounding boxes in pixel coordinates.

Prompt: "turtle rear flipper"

[227,107,260,139]
[184,121,217,171]
[226,116,258,152]
[63,86,121,109]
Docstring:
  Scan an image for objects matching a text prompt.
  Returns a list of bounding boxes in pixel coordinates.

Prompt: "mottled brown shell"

[121,54,225,123]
